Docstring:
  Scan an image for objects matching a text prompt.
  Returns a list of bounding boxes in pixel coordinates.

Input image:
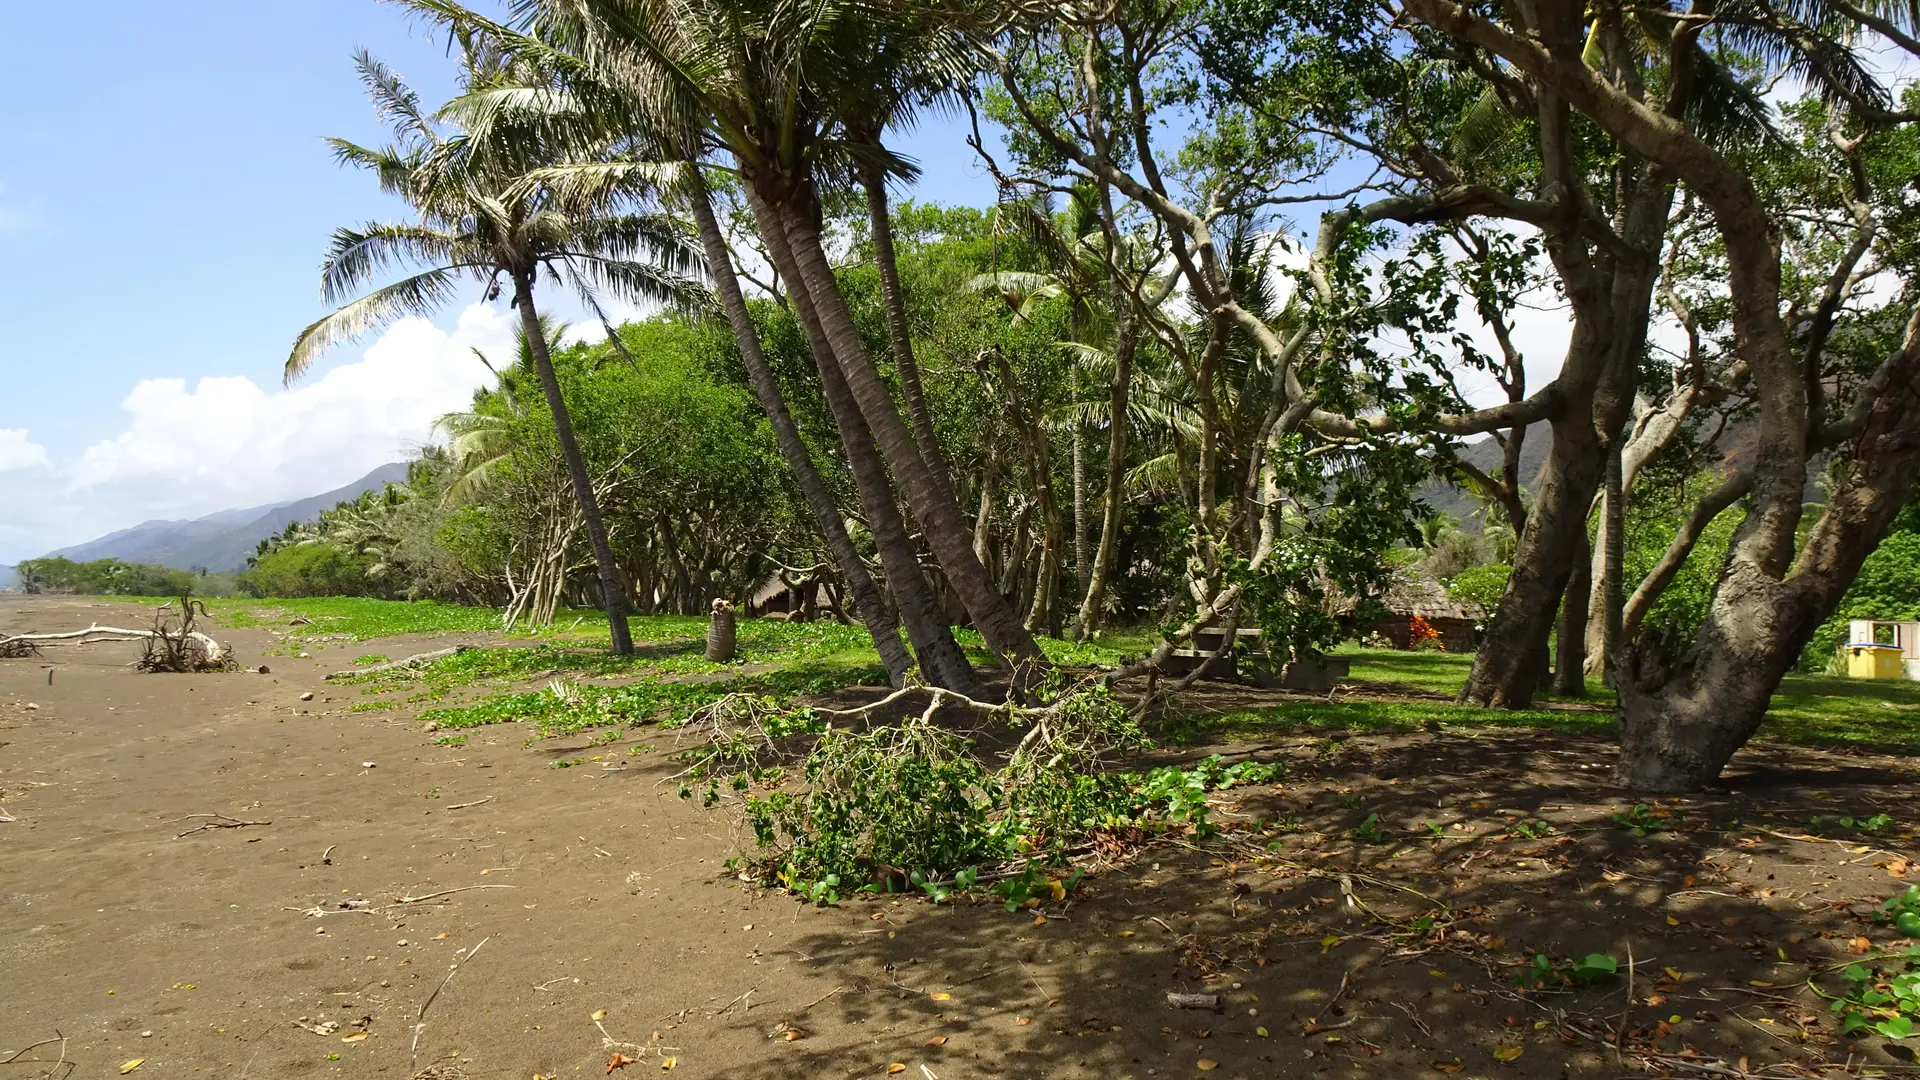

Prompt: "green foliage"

[1348,813,1392,845]
[1609,804,1671,837]
[738,687,1290,903]
[1832,923,1920,1040]
[240,542,372,598]
[1444,563,1510,616]
[15,557,196,598]
[1515,953,1619,990]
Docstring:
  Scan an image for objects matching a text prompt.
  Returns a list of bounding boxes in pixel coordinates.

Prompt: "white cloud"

[0,303,515,564]
[0,429,49,472]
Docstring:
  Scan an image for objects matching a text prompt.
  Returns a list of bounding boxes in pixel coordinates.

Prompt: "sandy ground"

[4,596,1920,1080]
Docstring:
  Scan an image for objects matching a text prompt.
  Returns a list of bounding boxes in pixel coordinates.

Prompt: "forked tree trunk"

[1460,404,1605,706]
[1616,335,1920,790]
[684,178,914,685]
[512,271,632,656]
[744,186,981,694]
[1553,528,1591,696]
[773,185,1044,668]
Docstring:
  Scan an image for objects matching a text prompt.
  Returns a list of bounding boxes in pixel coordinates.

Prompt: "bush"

[15,557,196,597]
[1445,563,1511,615]
[238,542,373,598]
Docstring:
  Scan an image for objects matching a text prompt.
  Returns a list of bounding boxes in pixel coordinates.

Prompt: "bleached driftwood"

[0,624,234,671]
[326,645,470,681]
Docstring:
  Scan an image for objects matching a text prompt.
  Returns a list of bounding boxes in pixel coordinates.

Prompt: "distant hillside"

[1420,422,1552,527]
[1420,417,1820,527]
[44,463,411,572]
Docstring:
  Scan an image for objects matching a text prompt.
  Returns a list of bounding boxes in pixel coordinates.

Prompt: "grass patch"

[421,660,890,736]
[212,597,515,640]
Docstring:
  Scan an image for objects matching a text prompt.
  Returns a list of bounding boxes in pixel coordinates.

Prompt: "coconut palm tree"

[439,0,1044,670]
[286,49,700,655]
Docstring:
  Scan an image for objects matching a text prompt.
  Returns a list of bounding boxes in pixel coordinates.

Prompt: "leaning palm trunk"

[513,271,634,656]
[743,187,980,695]
[772,189,1044,669]
[685,177,913,685]
[859,157,953,497]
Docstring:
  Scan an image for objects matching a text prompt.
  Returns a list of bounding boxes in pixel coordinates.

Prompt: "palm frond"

[287,267,467,382]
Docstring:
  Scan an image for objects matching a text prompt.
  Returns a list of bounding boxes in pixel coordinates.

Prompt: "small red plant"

[1408,615,1445,651]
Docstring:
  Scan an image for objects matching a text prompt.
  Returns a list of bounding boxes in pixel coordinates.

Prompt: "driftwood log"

[326,645,470,681]
[0,624,234,672]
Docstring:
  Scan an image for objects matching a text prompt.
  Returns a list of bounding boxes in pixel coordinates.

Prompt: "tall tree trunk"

[684,178,914,685]
[772,186,1045,667]
[1460,402,1605,706]
[1553,527,1591,696]
[1599,435,1627,685]
[859,157,953,497]
[1073,303,1134,640]
[743,186,981,694]
[511,271,632,656]
[1071,365,1087,585]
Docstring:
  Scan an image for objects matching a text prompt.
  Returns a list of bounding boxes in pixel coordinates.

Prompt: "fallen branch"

[174,813,271,839]
[393,884,515,905]
[442,798,492,811]
[0,624,234,672]
[411,936,489,1068]
[329,646,470,681]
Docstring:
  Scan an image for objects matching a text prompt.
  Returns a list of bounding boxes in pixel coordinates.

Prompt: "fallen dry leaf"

[1889,860,1911,877]
[592,1010,608,1021]
[433,933,450,940]
[607,1052,637,1073]
[1033,914,1048,925]
[1851,937,1873,955]
[1493,1046,1522,1062]
[340,1031,368,1043]
[782,1030,806,1042]
[1014,1017,1031,1026]
[120,1061,145,1075]
[887,1065,907,1075]
[660,1059,675,1072]
[1197,1061,1219,1072]
[929,992,951,1001]
[926,1036,948,1046]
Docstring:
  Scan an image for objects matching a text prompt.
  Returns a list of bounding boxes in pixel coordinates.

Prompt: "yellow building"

[1846,620,1920,679]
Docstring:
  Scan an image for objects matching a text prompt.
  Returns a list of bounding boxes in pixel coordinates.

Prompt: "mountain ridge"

[42,463,411,573]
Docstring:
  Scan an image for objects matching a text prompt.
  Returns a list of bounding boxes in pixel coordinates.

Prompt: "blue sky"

[0,1,999,563]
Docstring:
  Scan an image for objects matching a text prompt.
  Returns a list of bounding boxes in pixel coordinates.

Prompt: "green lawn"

[106,596,1920,751]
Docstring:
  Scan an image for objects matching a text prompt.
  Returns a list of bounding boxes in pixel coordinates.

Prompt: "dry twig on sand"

[0,1029,72,1079]
[393,884,515,905]
[174,813,271,839]
[411,937,489,1068]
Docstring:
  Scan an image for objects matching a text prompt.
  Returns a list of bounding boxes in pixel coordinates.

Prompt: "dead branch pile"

[0,596,236,673]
